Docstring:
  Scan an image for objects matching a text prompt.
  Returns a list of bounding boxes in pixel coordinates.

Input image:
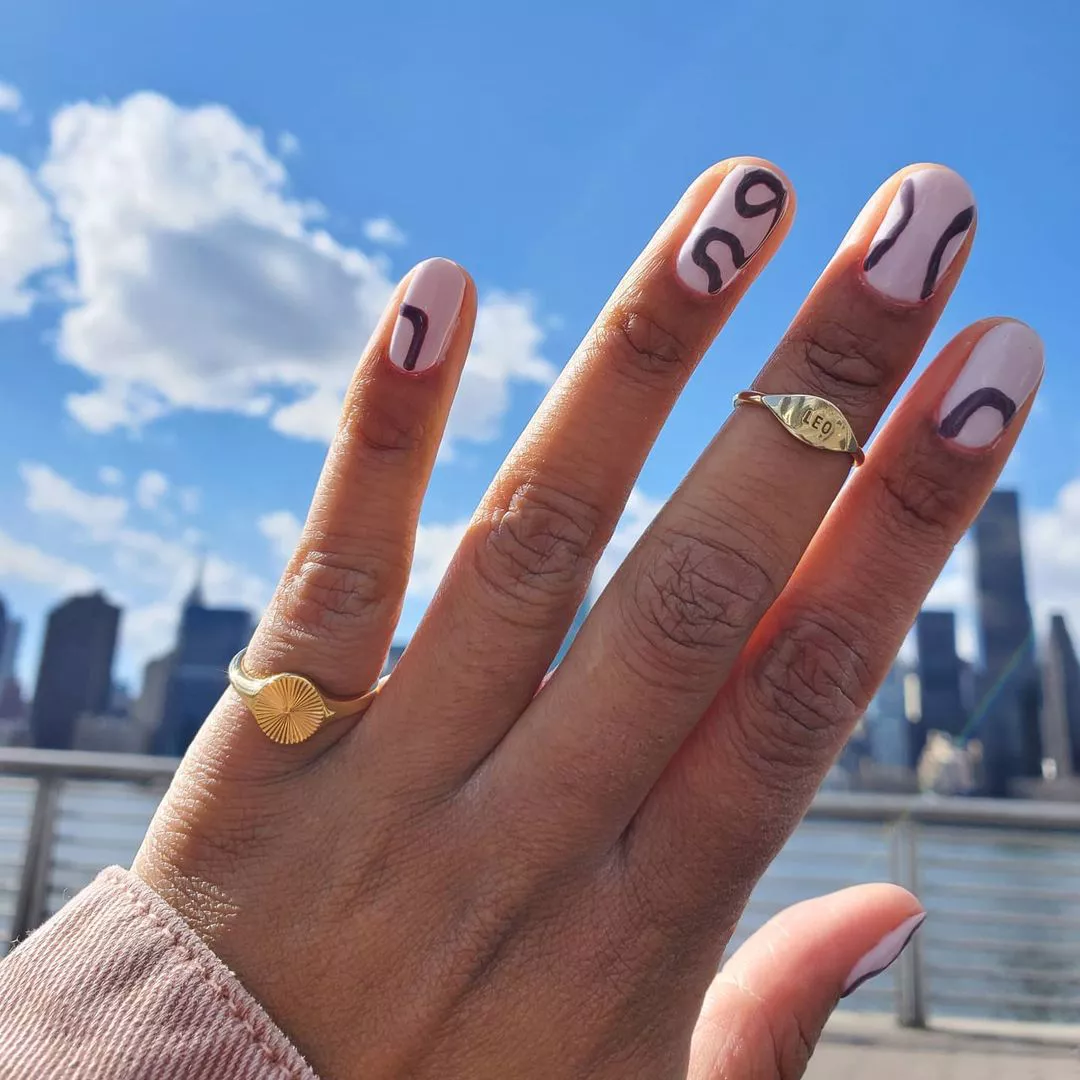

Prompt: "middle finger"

[504,164,976,840]
[364,158,793,791]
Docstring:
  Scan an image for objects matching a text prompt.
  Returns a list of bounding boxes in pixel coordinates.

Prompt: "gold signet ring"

[228,649,386,744]
[732,391,865,466]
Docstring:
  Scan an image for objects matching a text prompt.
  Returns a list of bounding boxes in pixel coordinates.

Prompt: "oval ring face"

[761,394,861,457]
[250,674,331,744]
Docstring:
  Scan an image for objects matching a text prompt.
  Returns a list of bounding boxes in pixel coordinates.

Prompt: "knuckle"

[788,317,894,411]
[622,526,777,682]
[873,456,965,540]
[277,541,405,641]
[475,481,602,614]
[736,607,872,777]
[347,390,429,461]
[599,304,692,389]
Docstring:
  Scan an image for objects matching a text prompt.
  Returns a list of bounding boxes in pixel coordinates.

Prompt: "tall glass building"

[972,491,1041,795]
[915,611,967,761]
[154,580,252,755]
[30,592,121,749]
[1042,614,1080,779]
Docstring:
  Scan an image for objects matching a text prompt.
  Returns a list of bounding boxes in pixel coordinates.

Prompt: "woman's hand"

[134,159,1040,1078]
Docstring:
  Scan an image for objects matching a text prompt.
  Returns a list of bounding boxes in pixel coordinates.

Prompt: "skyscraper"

[915,611,967,757]
[863,661,912,769]
[155,576,252,755]
[136,651,174,733]
[0,595,22,683]
[1042,614,1080,780]
[30,592,121,749]
[0,616,22,684]
[972,491,1041,795]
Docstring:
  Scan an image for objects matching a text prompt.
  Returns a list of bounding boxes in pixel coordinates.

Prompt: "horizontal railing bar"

[923,933,1080,955]
[921,853,1080,876]
[809,793,1080,830]
[6,749,1080,826]
[917,880,1080,903]
[922,831,1080,852]
[927,909,1080,929]
[929,988,1080,1010]
[54,812,159,829]
[0,748,179,782]
[925,961,1080,983]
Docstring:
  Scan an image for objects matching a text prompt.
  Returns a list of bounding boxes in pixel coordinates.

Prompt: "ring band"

[732,391,865,466]
[228,648,385,744]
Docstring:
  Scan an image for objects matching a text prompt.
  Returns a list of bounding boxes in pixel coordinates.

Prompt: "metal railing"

[2,748,1080,1030]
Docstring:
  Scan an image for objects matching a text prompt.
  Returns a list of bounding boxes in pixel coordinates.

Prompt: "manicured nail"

[862,168,975,302]
[841,912,926,998]
[938,322,1043,449]
[389,258,466,373]
[676,164,788,296]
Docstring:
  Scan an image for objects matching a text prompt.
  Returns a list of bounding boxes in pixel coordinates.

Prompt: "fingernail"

[938,322,1044,449]
[676,164,788,296]
[841,912,926,998]
[862,168,975,302]
[389,258,466,373]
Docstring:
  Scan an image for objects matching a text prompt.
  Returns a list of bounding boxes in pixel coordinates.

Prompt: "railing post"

[889,816,926,1028]
[10,775,60,945]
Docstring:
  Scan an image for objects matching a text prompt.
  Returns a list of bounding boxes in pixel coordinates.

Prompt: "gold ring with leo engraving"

[732,391,865,466]
[228,649,387,744]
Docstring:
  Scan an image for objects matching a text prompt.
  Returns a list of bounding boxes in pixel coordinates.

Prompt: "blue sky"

[1,0,1078,689]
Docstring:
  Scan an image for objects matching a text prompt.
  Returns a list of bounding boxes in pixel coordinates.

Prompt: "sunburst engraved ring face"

[250,674,331,744]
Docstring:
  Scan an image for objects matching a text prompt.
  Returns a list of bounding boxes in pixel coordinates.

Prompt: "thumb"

[688,884,925,1080]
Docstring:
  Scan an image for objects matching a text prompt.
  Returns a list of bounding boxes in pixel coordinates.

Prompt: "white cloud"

[362,217,406,246]
[277,131,300,156]
[135,469,169,509]
[0,156,67,316]
[0,528,97,593]
[19,461,271,670]
[0,82,21,114]
[20,462,128,538]
[1026,478,1080,644]
[594,487,665,595]
[178,487,201,514]
[407,519,471,598]
[443,291,556,453]
[257,509,303,563]
[98,465,124,487]
[36,92,553,451]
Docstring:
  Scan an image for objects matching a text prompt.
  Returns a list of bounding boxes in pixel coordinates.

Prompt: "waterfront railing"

[2,748,1079,1029]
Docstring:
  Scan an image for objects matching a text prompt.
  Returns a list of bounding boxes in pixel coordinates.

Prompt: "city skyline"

[3,486,1079,799]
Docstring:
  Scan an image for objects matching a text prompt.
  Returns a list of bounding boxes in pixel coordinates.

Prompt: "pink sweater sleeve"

[0,867,318,1080]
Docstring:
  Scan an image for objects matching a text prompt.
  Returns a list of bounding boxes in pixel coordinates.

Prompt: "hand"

[134,159,1040,1078]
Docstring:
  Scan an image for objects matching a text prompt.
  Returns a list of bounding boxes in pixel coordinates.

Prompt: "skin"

[134,159,1038,1079]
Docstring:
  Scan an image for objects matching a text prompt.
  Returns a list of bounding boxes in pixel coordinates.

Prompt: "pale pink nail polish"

[937,321,1043,450]
[388,258,466,373]
[841,912,926,998]
[676,165,788,296]
[862,168,975,302]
